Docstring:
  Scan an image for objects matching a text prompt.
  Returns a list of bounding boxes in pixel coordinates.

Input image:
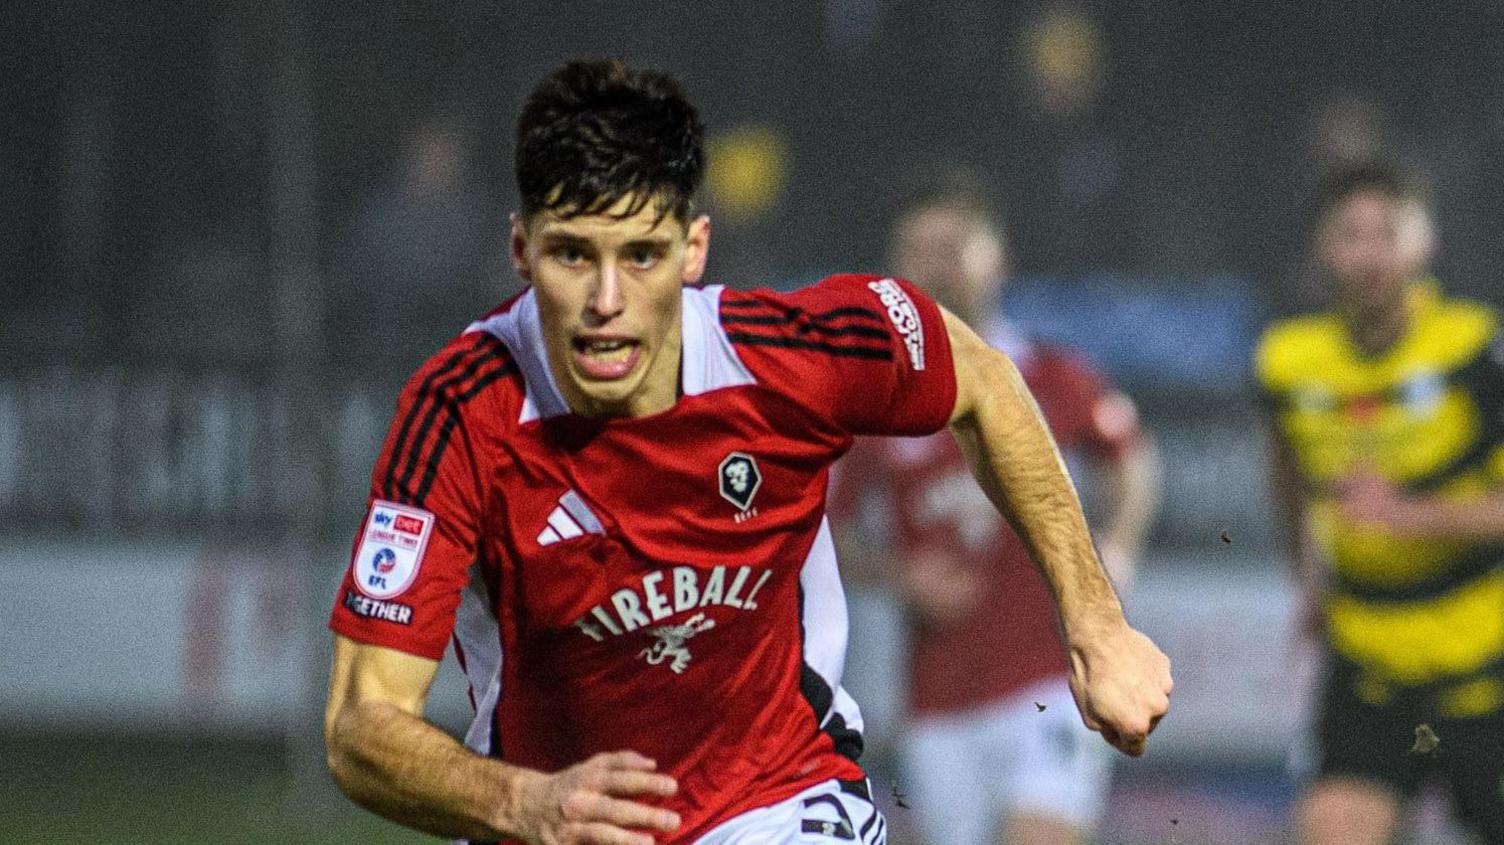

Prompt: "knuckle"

[561,790,595,820]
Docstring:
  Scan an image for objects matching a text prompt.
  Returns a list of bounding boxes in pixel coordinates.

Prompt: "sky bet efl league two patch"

[352,500,435,599]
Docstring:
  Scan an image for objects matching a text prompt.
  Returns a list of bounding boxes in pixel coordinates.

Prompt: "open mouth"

[571,335,642,381]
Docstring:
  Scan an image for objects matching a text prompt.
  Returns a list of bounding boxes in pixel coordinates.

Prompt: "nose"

[588,263,625,322]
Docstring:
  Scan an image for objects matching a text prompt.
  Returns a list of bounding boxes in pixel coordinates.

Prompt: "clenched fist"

[1067,621,1173,757]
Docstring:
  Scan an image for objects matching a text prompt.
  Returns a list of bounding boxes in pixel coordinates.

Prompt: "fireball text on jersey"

[572,564,774,644]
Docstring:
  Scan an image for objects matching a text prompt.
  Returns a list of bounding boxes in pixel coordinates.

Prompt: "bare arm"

[941,309,1172,756]
[1401,492,1504,540]
[1094,430,1163,589]
[1338,473,1504,541]
[1268,427,1326,589]
[1266,425,1331,644]
[325,634,680,844]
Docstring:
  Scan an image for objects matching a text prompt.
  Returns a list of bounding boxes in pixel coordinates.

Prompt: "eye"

[552,244,587,267]
[626,245,661,269]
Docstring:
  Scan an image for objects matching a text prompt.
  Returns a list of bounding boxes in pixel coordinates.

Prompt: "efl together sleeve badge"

[351,501,435,599]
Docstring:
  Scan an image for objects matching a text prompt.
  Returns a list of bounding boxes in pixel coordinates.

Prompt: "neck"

[940,292,989,331]
[630,329,682,416]
[1341,291,1410,358]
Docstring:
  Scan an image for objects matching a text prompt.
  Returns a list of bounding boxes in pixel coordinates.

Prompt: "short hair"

[1316,159,1424,219]
[895,169,1005,237]
[515,58,704,224]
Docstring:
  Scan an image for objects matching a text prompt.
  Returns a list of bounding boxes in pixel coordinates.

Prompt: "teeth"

[581,339,633,363]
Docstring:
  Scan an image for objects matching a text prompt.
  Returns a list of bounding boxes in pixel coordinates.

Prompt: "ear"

[680,215,712,285]
[509,213,533,282]
[1413,212,1438,268]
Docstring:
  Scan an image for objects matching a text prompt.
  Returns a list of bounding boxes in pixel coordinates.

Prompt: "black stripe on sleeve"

[412,361,519,506]
[392,336,510,504]
[725,332,893,360]
[720,296,887,325]
[808,305,887,323]
[382,334,496,502]
[720,312,892,341]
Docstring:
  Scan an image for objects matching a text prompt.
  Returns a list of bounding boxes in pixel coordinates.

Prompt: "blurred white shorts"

[694,778,886,845]
[900,677,1112,845]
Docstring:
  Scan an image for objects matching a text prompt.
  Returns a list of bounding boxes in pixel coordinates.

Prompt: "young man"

[1257,162,1504,845]
[323,59,1172,845]
[831,183,1162,845]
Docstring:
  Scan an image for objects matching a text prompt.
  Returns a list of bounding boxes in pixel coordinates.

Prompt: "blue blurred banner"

[1003,275,1266,395]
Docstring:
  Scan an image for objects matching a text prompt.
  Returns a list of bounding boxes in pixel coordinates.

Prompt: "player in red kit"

[832,181,1162,845]
[323,60,1172,845]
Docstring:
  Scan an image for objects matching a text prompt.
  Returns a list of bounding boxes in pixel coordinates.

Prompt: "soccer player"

[1257,162,1504,845]
[831,181,1161,845]
[323,58,1172,845]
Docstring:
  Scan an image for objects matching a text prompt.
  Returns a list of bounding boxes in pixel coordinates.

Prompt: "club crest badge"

[718,452,761,512]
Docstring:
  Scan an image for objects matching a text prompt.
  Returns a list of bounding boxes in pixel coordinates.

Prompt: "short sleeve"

[328,331,512,660]
[723,274,957,438]
[1251,329,1285,415]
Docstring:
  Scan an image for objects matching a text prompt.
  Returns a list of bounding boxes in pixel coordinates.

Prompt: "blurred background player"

[1257,161,1504,845]
[832,176,1162,845]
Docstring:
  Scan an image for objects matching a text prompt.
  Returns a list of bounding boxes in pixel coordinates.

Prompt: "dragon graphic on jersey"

[639,612,717,673]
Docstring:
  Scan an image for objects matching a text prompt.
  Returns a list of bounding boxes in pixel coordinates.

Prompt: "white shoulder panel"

[681,285,756,396]
[466,290,569,424]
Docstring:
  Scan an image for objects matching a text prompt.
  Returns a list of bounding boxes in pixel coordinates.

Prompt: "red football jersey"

[831,324,1139,716]
[329,275,956,844]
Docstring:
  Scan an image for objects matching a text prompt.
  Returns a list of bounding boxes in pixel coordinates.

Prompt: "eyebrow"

[536,231,675,250]
[536,232,592,248]
[623,236,675,249]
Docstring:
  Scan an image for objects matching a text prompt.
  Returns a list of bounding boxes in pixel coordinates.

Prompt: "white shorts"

[900,678,1112,845]
[693,778,886,845]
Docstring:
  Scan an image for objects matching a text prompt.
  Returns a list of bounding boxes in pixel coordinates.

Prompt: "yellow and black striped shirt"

[1256,281,1504,715]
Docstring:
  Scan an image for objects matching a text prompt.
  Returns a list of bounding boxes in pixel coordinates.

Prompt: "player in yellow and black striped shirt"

[1257,162,1504,845]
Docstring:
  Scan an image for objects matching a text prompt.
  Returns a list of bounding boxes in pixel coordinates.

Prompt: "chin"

[570,375,643,415]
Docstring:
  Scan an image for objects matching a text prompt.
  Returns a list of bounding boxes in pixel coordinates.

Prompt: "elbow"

[324,702,365,795]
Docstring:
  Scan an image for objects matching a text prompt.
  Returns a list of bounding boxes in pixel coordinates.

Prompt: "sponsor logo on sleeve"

[343,590,414,625]
[351,500,434,599]
[867,278,926,371]
[393,514,425,535]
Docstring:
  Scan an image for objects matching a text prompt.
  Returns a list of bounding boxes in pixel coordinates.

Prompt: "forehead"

[529,195,685,242]
[1327,190,1402,225]
[899,205,984,242]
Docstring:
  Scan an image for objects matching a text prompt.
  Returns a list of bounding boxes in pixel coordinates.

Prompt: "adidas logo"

[537,490,604,546]
[537,508,583,546]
